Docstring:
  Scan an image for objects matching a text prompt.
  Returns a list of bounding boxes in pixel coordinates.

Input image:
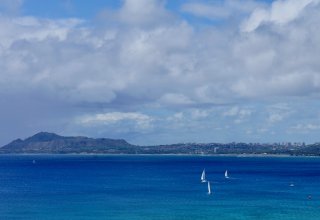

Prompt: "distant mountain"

[0,132,135,154]
[1,132,320,156]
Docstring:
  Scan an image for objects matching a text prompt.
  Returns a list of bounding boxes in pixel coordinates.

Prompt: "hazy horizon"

[1,131,315,147]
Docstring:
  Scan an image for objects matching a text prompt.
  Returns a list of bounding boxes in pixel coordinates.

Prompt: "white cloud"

[1,0,320,108]
[268,113,285,123]
[266,103,293,124]
[182,2,230,19]
[159,93,194,106]
[0,16,82,49]
[291,123,320,131]
[223,106,252,117]
[223,106,240,117]
[120,0,168,25]
[223,106,253,123]
[1,0,320,144]
[167,112,184,122]
[99,0,173,28]
[78,112,151,123]
[77,112,153,130]
[190,109,209,119]
[181,0,264,20]
[242,0,320,32]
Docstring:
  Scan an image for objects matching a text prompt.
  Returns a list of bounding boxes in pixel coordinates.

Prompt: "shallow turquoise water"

[0,155,320,220]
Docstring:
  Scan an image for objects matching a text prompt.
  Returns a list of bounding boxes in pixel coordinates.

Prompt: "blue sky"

[21,0,121,18]
[20,1,273,19]
[0,0,320,146]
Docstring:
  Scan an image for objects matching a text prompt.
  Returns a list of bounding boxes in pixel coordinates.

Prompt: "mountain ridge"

[1,132,320,156]
[0,132,134,154]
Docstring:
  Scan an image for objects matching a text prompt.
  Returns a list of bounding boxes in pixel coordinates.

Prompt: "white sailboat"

[207,181,211,195]
[225,170,229,179]
[201,169,207,183]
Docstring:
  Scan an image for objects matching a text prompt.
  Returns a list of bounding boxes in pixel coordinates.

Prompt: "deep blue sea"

[1,155,320,220]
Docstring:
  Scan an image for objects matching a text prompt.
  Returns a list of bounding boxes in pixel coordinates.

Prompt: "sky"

[0,0,320,146]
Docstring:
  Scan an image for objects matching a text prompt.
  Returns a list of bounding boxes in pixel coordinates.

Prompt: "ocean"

[0,155,320,220]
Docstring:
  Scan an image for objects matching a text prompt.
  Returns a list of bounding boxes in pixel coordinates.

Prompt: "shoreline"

[0,153,319,158]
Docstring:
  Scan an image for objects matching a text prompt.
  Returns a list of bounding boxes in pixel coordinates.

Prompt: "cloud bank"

[1,0,320,145]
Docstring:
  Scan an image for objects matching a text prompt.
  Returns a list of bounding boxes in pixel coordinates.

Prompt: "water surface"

[1,155,320,220]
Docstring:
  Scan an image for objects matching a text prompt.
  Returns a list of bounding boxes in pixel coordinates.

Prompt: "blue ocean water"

[1,155,320,220]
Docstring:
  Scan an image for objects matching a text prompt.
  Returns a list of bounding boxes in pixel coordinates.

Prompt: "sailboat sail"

[207,181,211,195]
[225,170,229,178]
[201,169,206,182]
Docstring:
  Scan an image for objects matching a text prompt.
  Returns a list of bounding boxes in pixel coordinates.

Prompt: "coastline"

[0,153,319,158]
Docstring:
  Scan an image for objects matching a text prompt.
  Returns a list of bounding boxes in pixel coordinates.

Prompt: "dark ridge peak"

[99,137,125,141]
[12,138,23,143]
[0,138,22,149]
[97,137,130,144]
[25,132,63,142]
[74,136,89,139]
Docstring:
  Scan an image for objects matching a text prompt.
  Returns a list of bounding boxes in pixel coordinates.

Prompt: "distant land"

[1,132,320,156]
